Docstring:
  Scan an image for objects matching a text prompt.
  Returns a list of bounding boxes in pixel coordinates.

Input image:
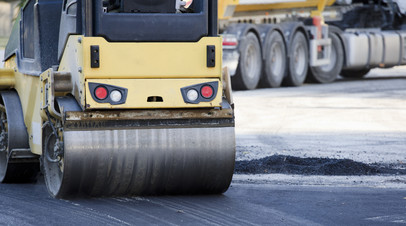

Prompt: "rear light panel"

[222,34,238,49]
[89,82,128,105]
[180,81,218,104]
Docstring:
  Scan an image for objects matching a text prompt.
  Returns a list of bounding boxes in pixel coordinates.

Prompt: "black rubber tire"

[259,31,287,88]
[0,112,39,183]
[340,69,371,79]
[232,32,262,90]
[0,162,39,183]
[284,31,309,87]
[307,32,344,83]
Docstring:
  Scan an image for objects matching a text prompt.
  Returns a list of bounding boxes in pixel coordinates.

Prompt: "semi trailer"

[219,0,406,89]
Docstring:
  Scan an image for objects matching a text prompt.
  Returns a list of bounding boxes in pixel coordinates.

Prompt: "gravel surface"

[235,155,406,175]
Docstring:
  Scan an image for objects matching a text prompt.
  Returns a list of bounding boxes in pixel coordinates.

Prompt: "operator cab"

[59,0,216,58]
[5,0,217,76]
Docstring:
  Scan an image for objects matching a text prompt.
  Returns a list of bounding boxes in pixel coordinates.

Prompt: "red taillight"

[201,85,214,98]
[223,41,238,46]
[95,86,108,100]
[222,34,238,47]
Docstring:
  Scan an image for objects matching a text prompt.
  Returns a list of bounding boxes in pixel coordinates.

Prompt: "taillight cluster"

[89,82,128,105]
[222,34,238,49]
[180,82,218,104]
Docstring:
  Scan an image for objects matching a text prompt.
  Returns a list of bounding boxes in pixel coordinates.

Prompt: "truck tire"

[284,31,308,86]
[260,31,287,88]
[232,32,262,90]
[308,32,343,83]
[340,69,371,79]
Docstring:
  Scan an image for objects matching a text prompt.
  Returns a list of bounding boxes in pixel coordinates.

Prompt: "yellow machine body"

[0,35,235,197]
[0,0,235,198]
[57,36,223,109]
[0,35,225,154]
[1,58,43,156]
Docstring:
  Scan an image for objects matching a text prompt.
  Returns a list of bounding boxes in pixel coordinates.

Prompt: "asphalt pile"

[235,155,406,176]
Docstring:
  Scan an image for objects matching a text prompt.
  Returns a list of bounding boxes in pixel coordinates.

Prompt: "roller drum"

[44,126,235,197]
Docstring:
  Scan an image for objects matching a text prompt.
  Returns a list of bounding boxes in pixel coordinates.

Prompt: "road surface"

[0,181,405,225]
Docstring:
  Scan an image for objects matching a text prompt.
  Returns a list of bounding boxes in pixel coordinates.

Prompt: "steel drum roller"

[43,127,235,197]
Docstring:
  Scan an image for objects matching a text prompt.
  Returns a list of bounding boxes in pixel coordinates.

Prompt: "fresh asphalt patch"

[235,155,406,176]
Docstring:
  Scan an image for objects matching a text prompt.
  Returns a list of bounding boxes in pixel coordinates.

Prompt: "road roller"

[0,0,235,198]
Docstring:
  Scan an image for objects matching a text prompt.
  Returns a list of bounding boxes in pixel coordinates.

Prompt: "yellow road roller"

[0,0,235,198]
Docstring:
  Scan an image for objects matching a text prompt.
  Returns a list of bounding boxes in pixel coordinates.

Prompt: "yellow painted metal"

[218,0,239,20]
[85,78,222,109]
[2,57,43,155]
[58,35,224,109]
[218,0,336,19]
[39,68,72,120]
[311,0,329,17]
[58,36,86,107]
[0,69,16,89]
[58,36,223,79]
[16,74,42,155]
[233,0,335,12]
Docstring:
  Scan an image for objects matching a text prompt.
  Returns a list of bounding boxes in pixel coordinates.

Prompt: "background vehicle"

[220,0,406,89]
[0,0,235,198]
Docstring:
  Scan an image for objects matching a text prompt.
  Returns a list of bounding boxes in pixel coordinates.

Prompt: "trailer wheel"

[232,32,262,90]
[284,31,309,86]
[340,69,371,79]
[308,32,343,83]
[260,31,287,88]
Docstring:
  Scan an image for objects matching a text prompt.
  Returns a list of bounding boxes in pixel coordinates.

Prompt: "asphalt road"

[1,180,405,225]
[0,59,405,224]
